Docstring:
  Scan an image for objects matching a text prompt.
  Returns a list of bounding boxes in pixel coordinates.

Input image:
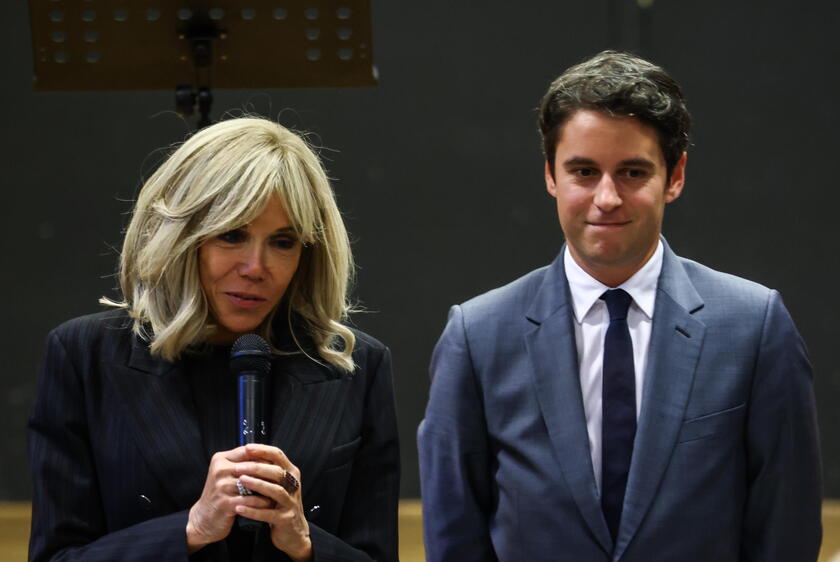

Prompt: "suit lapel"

[525,254,613,555]
[268,352,351,497]
[106,335,207,509]
[614,243,706,560]
[107,333,353,515]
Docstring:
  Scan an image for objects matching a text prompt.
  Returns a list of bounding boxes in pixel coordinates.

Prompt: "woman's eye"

[271,237,297,250]
[217,229,246,244]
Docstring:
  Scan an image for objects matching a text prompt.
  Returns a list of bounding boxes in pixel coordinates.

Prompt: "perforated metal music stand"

[29,1,376,124]
[29,0,376,90]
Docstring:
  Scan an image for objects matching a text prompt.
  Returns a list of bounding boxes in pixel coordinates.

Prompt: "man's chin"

[575,243,629,267]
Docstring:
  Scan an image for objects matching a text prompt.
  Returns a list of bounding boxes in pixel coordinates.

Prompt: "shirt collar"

[564,240,663,324]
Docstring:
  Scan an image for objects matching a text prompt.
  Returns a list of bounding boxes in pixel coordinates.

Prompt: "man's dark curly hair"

[539,50,691,178]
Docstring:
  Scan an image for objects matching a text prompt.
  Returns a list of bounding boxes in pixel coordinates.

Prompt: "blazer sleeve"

[417,305,497,562]
[308,345,400,562]
[28,329,191,562]
[741,290,822,561]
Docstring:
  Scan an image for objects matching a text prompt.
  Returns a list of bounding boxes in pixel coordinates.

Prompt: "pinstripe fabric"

[28,309,399,561]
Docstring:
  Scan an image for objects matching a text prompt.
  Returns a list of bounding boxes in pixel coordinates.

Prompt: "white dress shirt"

[563,240,663,493]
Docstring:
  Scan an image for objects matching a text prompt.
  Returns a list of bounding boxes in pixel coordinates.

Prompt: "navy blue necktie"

[600,289,636,542]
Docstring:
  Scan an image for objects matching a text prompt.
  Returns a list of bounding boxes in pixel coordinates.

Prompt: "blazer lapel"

[525,253,613,556]
[104,321,353,517]
[614,242,706,560]
[106,335,208,509]
[268,352,352,497]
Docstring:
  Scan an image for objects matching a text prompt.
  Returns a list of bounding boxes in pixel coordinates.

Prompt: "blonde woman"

[28,118,399,561]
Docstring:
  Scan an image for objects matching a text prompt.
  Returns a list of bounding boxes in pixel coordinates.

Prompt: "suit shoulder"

[458,265,551,323]
[50,308,133,348]
[678,256,775,303]
[40,309,136,386]
[348,327,391,376]
[349,327,387,354]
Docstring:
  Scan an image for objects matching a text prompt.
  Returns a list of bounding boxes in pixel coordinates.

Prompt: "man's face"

[545,109,686,287]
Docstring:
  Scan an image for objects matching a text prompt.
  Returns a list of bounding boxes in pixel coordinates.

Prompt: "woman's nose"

[237,244,267,280]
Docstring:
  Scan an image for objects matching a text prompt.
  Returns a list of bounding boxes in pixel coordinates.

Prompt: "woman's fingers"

[235,464,300,495]
[234,503,272,522]
[233,460,289,482]
[243,445,300,475]
[187,446,271,550]
[234,500,312,560]
[238,474,295,504]
[234,460,278,478]
[222,445,252,463]
[231,447,312,559]
[233,503,301,527]
[236,448,302,495]
[235,491,274,510]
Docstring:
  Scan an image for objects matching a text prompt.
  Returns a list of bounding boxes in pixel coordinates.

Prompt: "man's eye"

[573,168,595,177]
[217,229,246,244]
[624,168,647,179]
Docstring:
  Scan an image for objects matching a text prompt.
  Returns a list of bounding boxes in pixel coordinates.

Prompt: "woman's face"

[199,195,303,343]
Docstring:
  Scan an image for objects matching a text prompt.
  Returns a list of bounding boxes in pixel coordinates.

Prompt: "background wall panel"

[2,0,837,501]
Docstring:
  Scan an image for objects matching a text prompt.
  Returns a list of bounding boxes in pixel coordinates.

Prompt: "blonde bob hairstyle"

[104,117,356,371]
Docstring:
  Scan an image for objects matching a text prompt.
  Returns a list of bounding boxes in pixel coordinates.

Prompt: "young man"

[418,51,821,561]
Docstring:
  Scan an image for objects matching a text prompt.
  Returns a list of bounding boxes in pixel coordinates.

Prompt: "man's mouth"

[587,221,630,227]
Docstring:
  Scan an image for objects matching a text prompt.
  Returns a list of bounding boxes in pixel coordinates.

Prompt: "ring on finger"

[281,470,300,493]
[236,478,252,496]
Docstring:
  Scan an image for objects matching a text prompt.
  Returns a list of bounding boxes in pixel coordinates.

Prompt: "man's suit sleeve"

[418,305,497,562]
[28,329,191,562]
[308,345,400,562]
[742,290,822,561]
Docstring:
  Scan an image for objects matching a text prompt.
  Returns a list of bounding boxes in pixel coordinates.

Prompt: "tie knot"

[601,289,632,321]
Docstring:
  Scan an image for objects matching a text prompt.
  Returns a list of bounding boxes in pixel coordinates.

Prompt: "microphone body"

[230,334,272,532]
[238,372,266,446]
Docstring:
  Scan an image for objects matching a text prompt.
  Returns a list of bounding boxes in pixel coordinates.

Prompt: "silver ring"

[236,478,252,496]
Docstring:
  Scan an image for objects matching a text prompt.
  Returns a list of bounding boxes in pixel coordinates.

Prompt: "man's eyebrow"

[561,156,656,169]
[562,157,597,167]
[618,157,655,169]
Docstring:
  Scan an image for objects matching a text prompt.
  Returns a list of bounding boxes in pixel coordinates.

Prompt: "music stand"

[29,0,377,127]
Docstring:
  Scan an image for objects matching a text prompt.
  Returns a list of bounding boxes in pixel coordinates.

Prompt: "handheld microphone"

[230,334,272,531]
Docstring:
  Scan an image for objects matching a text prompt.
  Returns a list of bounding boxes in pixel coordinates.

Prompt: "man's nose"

[593,174,622,211]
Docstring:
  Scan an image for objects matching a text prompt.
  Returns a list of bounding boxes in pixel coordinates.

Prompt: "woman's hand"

[233,444,312,562]
[186,446,274,553]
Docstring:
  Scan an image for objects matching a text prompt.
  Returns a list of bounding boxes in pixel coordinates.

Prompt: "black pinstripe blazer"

[28,309,399,561]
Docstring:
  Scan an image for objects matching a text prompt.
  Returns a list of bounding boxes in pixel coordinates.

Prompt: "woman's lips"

[224,292,267,308]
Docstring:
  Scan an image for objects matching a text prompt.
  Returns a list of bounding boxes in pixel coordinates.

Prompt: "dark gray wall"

[3,0,838,501]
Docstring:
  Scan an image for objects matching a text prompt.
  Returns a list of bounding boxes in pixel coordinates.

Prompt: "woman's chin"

[208,325,260,344]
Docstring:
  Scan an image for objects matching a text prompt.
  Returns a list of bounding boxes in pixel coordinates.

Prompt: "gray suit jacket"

[418,241,821,561]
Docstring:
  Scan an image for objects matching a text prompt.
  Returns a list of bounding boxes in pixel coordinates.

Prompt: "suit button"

[139,494,153,511]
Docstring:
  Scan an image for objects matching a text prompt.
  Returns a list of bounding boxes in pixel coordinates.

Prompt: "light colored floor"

[823,501,840,562]
[3,500,838,561]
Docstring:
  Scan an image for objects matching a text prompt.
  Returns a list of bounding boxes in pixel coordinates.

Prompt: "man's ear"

[664,152,687,203]
[545,160,558,197]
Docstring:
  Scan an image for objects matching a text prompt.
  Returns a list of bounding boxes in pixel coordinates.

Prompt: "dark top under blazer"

[418,241,822,562]
[29,309,399,561]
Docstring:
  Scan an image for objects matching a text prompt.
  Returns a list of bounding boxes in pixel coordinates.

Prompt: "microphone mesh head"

[230,334,271,375]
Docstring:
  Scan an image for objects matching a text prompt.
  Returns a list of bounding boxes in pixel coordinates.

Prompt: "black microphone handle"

[238,373,266,446]
[237,371,266,532]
